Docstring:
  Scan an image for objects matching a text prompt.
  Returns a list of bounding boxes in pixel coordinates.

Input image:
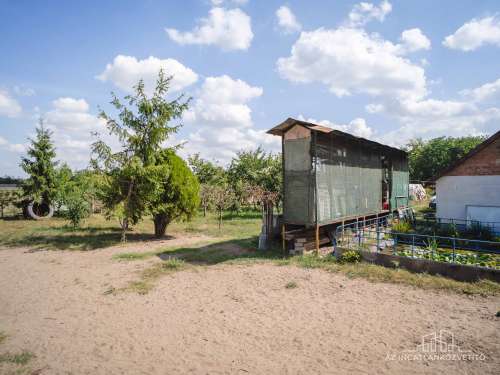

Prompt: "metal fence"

[417,215,500,236]
[334,219,500,269]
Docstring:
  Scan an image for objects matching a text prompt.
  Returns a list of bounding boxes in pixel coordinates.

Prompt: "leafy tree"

[405,136,486,181]
[65,192,90,228]
[150,151,199,237]
[92,70,191,240]
[207,184,237,229]
[227,147,282,208]
[188,153,225,185]
[20,119,58,213]
[54,163,74,212]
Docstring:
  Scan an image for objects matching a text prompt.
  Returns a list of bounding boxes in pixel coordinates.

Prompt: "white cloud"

[277,27,427,100]
[276,6,302,34]
[97,55,198,95]
[347,0,392,27]
[399,28,431,52]
[211,0,248,5]
[166,7,253,51]
[52,97,89,112]
[181,75,279,163]
[372,94,500,146]
[42,97,110,169]
[0,90,22,118]
[0,135,27,154]
[13,86,35,97]
[460,77,500,102]
[443,15,500,51]
[297,115,374,139]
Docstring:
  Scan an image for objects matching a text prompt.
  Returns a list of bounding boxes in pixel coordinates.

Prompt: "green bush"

[436,223,459,237]
[339,250,361,264]
[463,222,494,241]
[65,194,90,228]
[391,220,413,233]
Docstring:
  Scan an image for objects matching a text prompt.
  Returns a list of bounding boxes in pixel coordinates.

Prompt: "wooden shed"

[267,118,409,250]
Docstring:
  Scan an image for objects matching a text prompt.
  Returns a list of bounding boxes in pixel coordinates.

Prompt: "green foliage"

[150,151,200,237]
[391,220,413,233]
[0,350,35,365]
[338,250,361,264]
[285,281,298,289]
[405,135,486,181]
[65,193,90,228]
[227,147,282,206]
[20,119,58,205]
[435,223,459,238]
[463,222,494,241]
[0,189,20,218]
[92,70,190,240]
[397,248,499,269]
[188,154,225,185]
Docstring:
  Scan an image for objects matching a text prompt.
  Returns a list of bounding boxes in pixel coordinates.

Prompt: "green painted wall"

[282,131,409,226]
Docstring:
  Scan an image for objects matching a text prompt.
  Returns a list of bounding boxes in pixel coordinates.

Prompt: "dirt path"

[0,240,498,374]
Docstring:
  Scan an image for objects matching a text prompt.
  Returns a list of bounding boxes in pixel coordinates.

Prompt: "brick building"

[434,130,500,233]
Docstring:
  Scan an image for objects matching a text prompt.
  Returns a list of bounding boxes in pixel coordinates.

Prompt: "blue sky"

[1,0,500,176]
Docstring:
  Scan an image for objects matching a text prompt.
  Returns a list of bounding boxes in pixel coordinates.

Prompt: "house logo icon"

[385,330,486,362]
[417,330,460,353]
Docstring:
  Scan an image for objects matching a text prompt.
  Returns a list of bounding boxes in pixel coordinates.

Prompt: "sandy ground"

[0,238,499,375]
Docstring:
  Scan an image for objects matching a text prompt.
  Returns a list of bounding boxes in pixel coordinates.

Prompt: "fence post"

[376,218,380,252]
[357,219,361,250]
[432,236,435,260]
[411,234,415,258]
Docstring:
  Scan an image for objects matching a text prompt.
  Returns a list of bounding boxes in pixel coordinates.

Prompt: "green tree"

[406,136,486,181]
[0,189,19,218]
[150,151,199,237]
[227,147,282,208]
[187,153,225,185]
[92,70,191,241]
[20,119,58,211]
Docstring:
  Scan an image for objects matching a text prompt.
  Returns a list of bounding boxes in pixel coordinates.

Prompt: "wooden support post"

[282,224,286,254]
[315,224,320,255]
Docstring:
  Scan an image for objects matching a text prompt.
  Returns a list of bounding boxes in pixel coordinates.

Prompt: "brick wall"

[447,137,500,176]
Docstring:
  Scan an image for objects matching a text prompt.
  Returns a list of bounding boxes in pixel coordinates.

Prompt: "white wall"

[436,175,500,223]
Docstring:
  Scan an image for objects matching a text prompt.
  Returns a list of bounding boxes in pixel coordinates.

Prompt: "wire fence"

[334,216,500,269]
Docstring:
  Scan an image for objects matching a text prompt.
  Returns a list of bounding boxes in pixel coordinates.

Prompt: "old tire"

[27,201,54,220]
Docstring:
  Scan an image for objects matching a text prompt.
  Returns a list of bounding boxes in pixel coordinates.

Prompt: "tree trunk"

[154,213,170,238]
[218,209,222,230]
[121,179,135,242]
[121,218,128,242]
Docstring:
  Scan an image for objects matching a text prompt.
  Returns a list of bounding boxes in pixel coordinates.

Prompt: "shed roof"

[267,117,406,155]
[434,129,500,181]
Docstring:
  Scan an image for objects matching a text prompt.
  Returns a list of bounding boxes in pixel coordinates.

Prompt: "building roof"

[434,129,500,181]
[267,117,406,155]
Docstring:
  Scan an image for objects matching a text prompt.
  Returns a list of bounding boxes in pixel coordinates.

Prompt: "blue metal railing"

[334,221,500,268]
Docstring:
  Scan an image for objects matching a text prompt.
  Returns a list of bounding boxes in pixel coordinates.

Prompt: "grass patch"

[0,210,261,251]
[0,351,35,365]
[0,332,6,345]
[281,254,500,296]
[112,239,222,261]
[124,258,187,294]
[285,281,298,289]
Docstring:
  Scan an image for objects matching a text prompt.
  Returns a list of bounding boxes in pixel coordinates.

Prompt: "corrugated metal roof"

[267,117,406,155]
